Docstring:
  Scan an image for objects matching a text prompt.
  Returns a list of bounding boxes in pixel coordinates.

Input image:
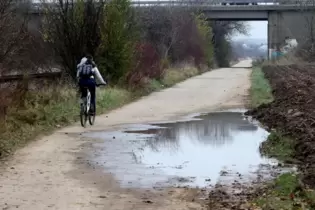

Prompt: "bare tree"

[296,0,315,59]
[42,0,104,81]
[137,6,187,60]
[212,21,249,37]
[0,0,31,74]
[211,21,248,67]
[0,0,34,128]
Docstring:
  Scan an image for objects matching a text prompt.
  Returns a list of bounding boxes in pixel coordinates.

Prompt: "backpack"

[79,64,94,78]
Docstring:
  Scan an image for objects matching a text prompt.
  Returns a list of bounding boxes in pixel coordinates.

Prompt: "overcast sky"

[233,21,268,40]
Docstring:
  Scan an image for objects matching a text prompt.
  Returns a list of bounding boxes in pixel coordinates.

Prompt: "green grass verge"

[252,173,315,209]
[260,131,295,163]
[0,67,200,157]
[250,68,293,163]
[249,67,273,108]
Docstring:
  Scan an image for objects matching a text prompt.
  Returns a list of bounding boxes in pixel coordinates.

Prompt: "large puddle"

[84,109,278,188]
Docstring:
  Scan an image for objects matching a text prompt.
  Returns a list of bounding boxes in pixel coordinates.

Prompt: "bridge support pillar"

[268,10,315,60]
[268,11,283,60]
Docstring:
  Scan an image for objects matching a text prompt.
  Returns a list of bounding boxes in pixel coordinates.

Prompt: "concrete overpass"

[29,1,315,59]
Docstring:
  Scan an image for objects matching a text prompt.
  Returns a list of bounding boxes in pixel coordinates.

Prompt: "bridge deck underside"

[203,11,268,20]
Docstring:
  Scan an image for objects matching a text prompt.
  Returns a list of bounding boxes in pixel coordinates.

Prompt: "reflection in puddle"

[126,111,260,150]
[85,110,276,188]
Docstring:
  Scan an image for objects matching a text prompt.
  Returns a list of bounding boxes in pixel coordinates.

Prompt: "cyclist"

[77,54,106,114]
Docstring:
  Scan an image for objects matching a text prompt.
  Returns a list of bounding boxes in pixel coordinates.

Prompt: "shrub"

[127,42,163,88]
[163,12,214,68]
[97,0,138,84]
[194,13,214,68]
[42,0,104,81]
[168,12,203,65]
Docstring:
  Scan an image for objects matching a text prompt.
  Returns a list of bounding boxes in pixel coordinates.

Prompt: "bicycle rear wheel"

[80,101,88,127]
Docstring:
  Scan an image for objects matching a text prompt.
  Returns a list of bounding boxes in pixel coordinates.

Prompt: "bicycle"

[80,84,104,127]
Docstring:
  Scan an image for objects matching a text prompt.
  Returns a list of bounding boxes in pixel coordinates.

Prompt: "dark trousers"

[79,79,96,111]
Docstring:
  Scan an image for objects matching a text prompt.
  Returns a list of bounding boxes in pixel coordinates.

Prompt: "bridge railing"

[29,0,315,12]
[130,0,315,6]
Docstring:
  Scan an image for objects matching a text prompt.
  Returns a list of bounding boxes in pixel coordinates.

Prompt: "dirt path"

[0,61,251,210]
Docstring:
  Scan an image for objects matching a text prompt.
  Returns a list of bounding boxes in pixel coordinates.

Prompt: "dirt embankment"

[247,64,315,187]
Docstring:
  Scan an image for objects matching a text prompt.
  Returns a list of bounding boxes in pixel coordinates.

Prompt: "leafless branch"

[0,0,34,74]
[41,0,105,80]
[295,0,315,59]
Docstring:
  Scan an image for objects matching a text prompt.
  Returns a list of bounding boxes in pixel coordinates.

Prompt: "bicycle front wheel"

[89,104,95,125]
[80,103,87,127]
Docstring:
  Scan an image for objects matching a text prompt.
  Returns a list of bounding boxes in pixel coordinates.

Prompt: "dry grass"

[266,51,305,66]
[162,67,199,87]
[274,54,304,65]
[0,86,132,156]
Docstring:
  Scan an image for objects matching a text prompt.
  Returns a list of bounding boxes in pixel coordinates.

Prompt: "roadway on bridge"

[0,60,252,210]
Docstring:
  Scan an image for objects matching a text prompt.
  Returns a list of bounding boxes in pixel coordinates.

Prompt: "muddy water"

[85,109,277,189]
